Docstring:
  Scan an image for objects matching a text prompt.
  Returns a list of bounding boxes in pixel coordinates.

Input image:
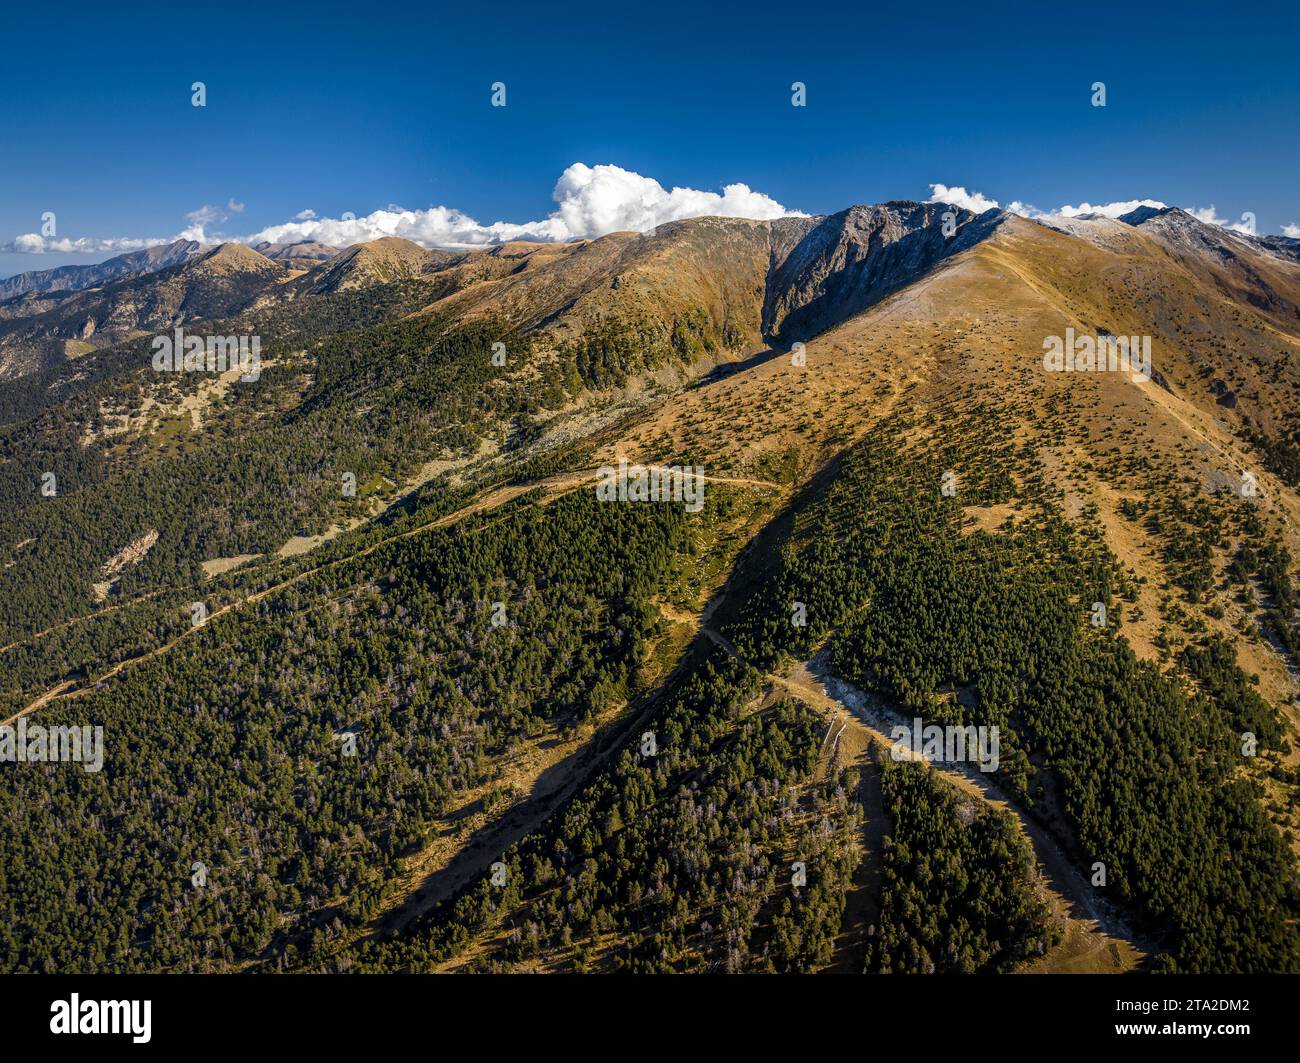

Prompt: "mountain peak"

[253,240,341,264]
[194,242,278,273]
[762,199,1003,340]
[348,235,428,254]
[295,235,448,295]
[1117,204,1179,227]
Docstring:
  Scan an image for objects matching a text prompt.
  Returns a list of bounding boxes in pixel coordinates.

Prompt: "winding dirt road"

[2,465,781,726]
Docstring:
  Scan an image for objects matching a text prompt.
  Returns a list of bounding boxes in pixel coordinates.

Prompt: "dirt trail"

[375,698,639,938]
[377,669,681,950]
[370,478,786,956]
[0,592,163,656]
[786,656,1147,972]
[690,619,1146,972]
[3,476,567,726]
[824,744,886,974]
[2,467,780,728]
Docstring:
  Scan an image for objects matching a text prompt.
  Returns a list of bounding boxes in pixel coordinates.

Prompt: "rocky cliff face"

[762,202,1005,342]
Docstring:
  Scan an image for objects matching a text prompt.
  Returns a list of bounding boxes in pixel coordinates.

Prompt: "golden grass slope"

[598,214,1300,717]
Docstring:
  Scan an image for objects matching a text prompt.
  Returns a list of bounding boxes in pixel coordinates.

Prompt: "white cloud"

[1055,198,1166,219]
[4,233,164,254]
[924,186,1168,223]
[9,167,1291,259]
[185,204,223,226]
[1284,223,1300,239]
[177,198,246,239]
[4,164,800,254]
[1033,197,1254,234]
[548,163,799,238]
[1185,205,1223,225]
[925,185,1168,223]
[1184,205,1259,234]
[926,184,1000,213]
[248,163,803,250]
[926,184,1283,238]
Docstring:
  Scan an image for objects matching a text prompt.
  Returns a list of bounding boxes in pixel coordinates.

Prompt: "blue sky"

[2,0,1298,278]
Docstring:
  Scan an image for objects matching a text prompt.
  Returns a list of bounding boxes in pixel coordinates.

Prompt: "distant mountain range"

[0,239,207,301]
[252,240,342,263]
[4,205,1297,382]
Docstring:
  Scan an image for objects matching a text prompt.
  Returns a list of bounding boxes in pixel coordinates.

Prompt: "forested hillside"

[0,487,683,971]
[4,202,1300,976]
[725,410,1299,972]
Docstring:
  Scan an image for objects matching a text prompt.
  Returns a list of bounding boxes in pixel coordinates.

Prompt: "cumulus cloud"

[3,165,800,255]
[1055,198,1167,219]
[926,184,1001,213]
[185,204,223,226]
[1025,195,1254,234]
[546,163,798,238]
[926,185,1170,222]
[925,183,1291,239]
[9,166,1289,258]
[924,186,1165,223]
[1183,205,1259,234]
[249,163,803,249]
[1004,200,1042,218]
[1184,206,1222,225]
[3,233,166,254]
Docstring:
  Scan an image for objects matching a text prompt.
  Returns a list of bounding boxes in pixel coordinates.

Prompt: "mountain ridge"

[3,188,1300,976]
[0,239,208,302]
